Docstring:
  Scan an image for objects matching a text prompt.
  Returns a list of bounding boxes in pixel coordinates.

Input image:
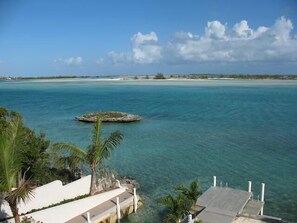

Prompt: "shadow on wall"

[0,202,9,222]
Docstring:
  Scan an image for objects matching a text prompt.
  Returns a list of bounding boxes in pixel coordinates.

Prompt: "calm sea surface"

[0,79,296,222]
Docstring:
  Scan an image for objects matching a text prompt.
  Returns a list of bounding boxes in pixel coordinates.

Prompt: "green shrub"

[154,73,166,79]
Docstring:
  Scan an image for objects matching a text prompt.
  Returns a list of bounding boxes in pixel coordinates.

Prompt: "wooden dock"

[195,186,264,223]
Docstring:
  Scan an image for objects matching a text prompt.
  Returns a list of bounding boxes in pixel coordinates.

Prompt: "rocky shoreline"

[120,177,140,190]
[76,111,142,123]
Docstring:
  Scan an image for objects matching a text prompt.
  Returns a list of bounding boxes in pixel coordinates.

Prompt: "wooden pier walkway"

[195,186,264,223]
[66,191,134,223]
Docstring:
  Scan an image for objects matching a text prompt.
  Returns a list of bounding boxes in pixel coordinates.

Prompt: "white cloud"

[131,32,162,63]
[54,57,83,65]
[108,32,162,64]
[132,43,161,64]
[205,20,226,39]
[271,16,293,44]
[108,17,297,65]
[253,26,269,38]
[233,20,253,38]
[131,32,158,46]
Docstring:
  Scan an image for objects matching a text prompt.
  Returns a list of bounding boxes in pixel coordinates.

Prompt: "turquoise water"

[0,79,297,222]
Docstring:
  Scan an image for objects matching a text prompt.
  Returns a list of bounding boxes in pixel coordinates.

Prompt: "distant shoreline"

[1,74,297,81]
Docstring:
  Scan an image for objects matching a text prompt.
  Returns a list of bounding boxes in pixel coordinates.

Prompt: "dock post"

[87,212,91,223]
[133,188,138,213]
[116,179,122,188]
[116,197,121,221]
[248,181,252,193]
[213,176,216,187]
[188,214,192,223]
[260,183,265,215]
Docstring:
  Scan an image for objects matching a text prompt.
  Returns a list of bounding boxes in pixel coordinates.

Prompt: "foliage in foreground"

[0,107,74,186]
[50,114,123,195]
[160,179,202,223]
[21,216,43,223]
[0,108,34,223]
[0,107,81,222]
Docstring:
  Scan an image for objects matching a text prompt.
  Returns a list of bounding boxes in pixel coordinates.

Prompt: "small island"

[76,111,142,123]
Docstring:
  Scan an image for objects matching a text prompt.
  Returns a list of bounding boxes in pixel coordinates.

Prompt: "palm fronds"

[50,143,86,168]
[49,114,123,195]
[0,112,34,223]
[100,131,123,160]
[160,194,188,223]
[160,180,202,223]
[176,179,201,205]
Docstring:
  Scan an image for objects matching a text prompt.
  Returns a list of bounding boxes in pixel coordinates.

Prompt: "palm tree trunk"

[8,202,21,223]
[90,165,97,195]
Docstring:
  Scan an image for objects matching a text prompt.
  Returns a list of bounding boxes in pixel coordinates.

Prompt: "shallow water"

[0,79,296,222]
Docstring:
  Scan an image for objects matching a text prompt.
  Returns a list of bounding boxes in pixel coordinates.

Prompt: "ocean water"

[0,79,296,222]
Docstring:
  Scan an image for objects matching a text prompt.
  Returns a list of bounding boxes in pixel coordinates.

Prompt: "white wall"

[2,187,127,223]
[26,187,126,223]
[0,175,91,219]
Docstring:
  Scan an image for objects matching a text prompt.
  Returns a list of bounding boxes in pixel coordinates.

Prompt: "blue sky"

[0,0,297,76]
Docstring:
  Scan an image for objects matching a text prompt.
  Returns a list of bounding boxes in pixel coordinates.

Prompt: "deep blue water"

[0,79,297,222]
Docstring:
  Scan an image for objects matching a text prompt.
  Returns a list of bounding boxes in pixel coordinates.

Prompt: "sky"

[0,0,297,76]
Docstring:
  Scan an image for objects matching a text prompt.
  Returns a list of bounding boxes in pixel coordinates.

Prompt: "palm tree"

[51,115,123,195]
[160,180,202,223]
[160,194,188,223]
[176,180,201,210]
[0,113,34,223]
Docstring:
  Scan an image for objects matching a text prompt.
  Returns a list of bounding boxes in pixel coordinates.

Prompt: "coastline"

[2,77,297,88]
[2,77,297,82]
[2,73,297,82]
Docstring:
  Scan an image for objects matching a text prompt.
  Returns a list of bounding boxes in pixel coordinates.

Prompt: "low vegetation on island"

[169,74,297,80]
[76,111,142,123]
[154,73,167,79]
[1,73,297,81]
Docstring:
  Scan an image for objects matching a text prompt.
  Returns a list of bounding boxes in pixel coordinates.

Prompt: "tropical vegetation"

[0,108,34,223]
[154,73,166,79]
[51,114,123,195]
[168,74,297,80]
[160,179,202,223]
[0,107,75,186]
[176,180,202,209]
[0,107,124,222]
